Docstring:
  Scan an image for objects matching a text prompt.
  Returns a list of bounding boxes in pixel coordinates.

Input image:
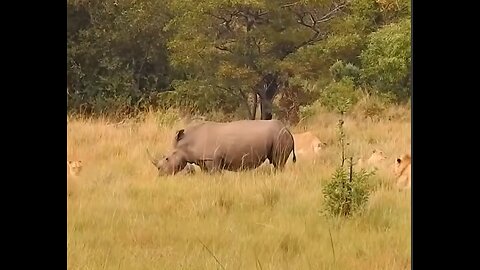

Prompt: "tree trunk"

[245,102,253,120]
[256,72,281,120]
[260,99,272,120]
[235,87,253,120]
[251,92,257,120]
[259,100,263,120]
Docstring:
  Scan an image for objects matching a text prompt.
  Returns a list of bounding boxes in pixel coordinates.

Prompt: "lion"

[393,154,411,190]
[182,163,198,175]
[292,131,327,158]
[67,160,83,177]
[357,149,387,169]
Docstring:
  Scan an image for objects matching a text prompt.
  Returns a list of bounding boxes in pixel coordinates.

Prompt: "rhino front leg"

[196,159,222,173]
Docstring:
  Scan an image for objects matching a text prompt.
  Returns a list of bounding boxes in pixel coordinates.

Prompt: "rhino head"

[147,148,187,176]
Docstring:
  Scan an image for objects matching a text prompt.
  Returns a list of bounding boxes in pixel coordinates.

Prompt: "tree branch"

[204,11,239,32]
[216,85,253,118]
[237,7,270,31]
[205,1,348,60]
[214,38,236,53]
[281,2,301,9]
[316,2,348,23]
[285,1,348,53]
[214,45,233,53]
[255,38,262,54]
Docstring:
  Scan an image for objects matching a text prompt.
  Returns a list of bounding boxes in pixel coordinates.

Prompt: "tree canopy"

[67,0,411,121]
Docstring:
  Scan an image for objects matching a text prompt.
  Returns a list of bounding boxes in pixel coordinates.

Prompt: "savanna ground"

[67,104,411,270]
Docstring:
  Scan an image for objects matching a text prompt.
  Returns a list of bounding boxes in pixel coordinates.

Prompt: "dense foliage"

[67,0,411,120]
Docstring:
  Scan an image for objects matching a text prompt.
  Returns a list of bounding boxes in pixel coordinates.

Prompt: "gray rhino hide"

[169,119,296,174]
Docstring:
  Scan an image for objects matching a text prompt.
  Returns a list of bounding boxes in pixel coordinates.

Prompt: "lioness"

[67,160,83,177]
[182,163,198,175]
[357,149,387,168]
[394,154,411,190]
[292,131,327,157]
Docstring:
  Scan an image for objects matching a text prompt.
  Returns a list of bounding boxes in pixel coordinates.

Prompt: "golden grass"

[67,105,411,270]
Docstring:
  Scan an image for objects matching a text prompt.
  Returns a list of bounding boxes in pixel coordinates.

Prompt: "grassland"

[67,104,411,270]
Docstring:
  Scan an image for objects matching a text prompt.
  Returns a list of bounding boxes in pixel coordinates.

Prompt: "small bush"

[358,96,387,121]
[322,118,373,217]
[350,90,397,120]
[322,163,374,217]
[363,101,385,121]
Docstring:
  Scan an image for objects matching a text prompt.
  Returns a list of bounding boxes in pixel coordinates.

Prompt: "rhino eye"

[165,157,169,161]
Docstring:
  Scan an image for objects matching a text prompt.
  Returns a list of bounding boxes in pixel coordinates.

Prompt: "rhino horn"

[146,148,159,167]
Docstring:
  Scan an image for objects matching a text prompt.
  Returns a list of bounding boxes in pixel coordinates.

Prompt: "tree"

[360,17,411,99]
[67,0,173,115]
[167,0,349,119]
[66,0,411,118]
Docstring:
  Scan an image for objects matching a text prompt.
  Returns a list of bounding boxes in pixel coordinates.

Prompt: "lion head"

[393,154,411,190]
[357,149,387,168]
[367,149,387,163]
[67,160,83,177]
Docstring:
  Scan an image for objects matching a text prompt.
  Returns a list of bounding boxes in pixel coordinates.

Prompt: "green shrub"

[322,164,374,217]
[360,18,411,100]
[330,60,361,85]
[322,118,373,217]
[320,78,361,114]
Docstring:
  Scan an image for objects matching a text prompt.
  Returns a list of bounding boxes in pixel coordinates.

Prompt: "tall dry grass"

[67,104,411,270]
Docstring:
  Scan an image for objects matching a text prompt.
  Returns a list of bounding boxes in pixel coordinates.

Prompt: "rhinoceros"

[148,119,297,175]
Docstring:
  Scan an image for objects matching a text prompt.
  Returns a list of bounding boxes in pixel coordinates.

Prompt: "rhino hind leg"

[271,151,290,170]
[267,152,273,165]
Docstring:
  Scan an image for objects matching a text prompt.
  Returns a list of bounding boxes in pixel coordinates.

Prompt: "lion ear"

[175,129,185,142]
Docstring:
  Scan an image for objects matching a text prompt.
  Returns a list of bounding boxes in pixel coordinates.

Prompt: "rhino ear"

[175,129,185,142]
